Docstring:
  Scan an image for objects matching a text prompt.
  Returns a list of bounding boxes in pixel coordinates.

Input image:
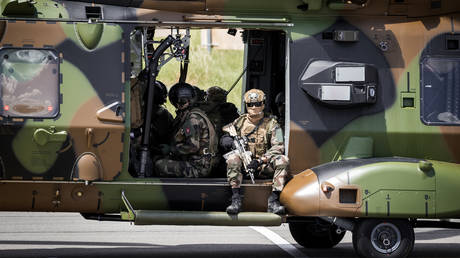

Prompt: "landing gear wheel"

[288,221,346,248]
[352,219,414,258]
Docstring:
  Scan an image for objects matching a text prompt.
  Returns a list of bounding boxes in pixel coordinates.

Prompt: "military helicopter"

[1,0,460,257]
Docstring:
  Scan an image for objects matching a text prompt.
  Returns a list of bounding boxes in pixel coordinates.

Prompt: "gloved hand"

[158,144,171,155]
[247,159,261,171]
[220,134,234,151]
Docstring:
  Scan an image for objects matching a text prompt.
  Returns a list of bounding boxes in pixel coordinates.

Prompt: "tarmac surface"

[0,212,460,258]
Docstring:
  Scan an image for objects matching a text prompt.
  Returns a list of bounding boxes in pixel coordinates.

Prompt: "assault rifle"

[222,126,255,184]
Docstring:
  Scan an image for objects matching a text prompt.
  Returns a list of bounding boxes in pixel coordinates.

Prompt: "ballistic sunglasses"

[246,102,264,107]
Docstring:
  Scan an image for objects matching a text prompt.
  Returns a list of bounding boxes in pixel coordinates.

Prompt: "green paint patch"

[289,18,337,41]
[350,161,436,217]
[60,23,122,51]
[76,23,104,50]
[95,182,170,213]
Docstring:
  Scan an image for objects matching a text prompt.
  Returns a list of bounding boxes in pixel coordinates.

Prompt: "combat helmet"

[153,80,168,105]
[206,86,228,103]
[244,88,266,104]
[275,91,285,106]
[168,82,195,108]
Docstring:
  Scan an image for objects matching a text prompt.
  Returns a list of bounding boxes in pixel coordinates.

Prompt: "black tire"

[288,221,346,248]
[352,219,414,258]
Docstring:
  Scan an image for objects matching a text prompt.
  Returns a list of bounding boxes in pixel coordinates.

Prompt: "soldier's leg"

[271,155,289,192]
[226,153,243,188]
[154,159,186,177]
[155,159,204,178]
[225,153,243,214]
[266,155,289,214]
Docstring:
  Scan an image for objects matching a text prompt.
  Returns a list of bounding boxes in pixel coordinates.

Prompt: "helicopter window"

[421,57,460,125]
[0,49,60,118]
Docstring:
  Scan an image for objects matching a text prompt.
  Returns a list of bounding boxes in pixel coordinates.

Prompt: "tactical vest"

[233,114,277,159]
[189,108,220,168]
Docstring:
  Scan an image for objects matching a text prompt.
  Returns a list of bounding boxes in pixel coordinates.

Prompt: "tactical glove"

[247,159,261,171]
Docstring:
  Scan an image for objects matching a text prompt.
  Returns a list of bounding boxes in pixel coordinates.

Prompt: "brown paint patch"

[288,121,320,175]
[69,97,124,181]
[205,0,226,13]
[440,126,460,163]
[242,184,271,212]
[280,169,320,216]
[1,21,66,47]
[0,182,100,212]
[281,169,361,217]
[0,21,6,42]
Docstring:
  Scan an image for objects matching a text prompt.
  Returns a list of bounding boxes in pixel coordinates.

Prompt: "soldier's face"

[246,101,264,117]
[176,98,190,110]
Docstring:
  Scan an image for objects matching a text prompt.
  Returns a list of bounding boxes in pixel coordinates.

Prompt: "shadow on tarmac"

[415,229,460,240]
[1,229,460,258]
[0,242,460,258]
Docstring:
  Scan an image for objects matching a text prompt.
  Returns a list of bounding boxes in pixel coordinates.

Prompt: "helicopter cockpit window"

[0,49,59,118]
[421,57,460,125]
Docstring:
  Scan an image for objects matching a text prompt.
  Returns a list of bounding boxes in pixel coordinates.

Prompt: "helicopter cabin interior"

[127,27,288,181]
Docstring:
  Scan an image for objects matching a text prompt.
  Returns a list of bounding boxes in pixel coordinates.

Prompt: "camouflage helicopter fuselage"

[0,0,460,225]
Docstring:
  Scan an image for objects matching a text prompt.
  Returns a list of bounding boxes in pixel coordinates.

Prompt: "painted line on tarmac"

[250,226,308,258]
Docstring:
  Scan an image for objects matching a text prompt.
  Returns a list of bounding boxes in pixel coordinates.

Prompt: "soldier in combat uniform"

[155,82,218,178]
[201,86,239,139]
[221,89,289,215]
[129,73,173,177]
[274,91,285,132]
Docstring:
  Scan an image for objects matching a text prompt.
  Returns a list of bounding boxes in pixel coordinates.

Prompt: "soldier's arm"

[262,120,285,162]
[172,114,203,155]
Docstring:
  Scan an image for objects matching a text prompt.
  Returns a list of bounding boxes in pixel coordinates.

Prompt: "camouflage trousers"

[226,153,289,191]
[155,157,212,178]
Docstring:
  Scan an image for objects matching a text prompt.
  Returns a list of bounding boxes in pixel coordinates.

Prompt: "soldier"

[154,82,219,178]
[274,91,285,131]
[149,81,174,148]
[129,73,173,177]
[200,86,239,139]
[221,89,289,215]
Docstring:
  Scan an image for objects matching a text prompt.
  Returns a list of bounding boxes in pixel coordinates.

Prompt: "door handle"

[33,127,68,146]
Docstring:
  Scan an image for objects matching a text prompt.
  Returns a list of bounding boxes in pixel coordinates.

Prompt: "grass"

[156,30,244,115]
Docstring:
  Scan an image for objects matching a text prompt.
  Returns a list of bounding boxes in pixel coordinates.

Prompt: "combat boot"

[226,188,242,214]
[267,191,285,215]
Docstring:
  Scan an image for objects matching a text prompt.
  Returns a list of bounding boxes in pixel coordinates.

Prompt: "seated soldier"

[149,81,174,149]
[221,89,288,215]
[199,86,239,139]
[274,91,285,133]
[129,72,173,177]
[154,82,219,178]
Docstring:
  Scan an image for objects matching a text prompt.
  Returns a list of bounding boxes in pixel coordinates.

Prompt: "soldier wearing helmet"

[154,82,219,178]
[221,88,289,215]
[274,91,285,131]
[129,75,173,177]
[149,81,174,147]
[199,86,239,139]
